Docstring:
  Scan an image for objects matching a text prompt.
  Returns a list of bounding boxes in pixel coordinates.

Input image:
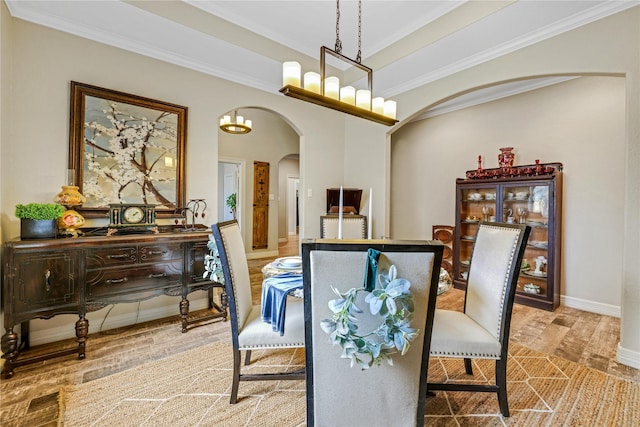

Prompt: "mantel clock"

[107,203,158,236]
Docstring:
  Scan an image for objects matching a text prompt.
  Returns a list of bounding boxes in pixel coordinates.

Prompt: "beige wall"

[0,2,13,244]
[392,76,625,309]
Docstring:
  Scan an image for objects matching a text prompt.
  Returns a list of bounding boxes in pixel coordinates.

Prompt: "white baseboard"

[561,295,620,318]
[617,343,640,369]
[28,296,211,346]
[246,250,279,260]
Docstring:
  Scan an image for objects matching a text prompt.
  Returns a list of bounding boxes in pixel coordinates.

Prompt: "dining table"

[260,256,304,335]
[259,255,453,335]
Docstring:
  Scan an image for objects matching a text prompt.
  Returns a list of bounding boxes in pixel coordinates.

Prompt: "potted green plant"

[15,203,65,239]
[225,193,237,219]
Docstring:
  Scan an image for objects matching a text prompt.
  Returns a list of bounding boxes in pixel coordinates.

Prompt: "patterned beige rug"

[58,341,639,426]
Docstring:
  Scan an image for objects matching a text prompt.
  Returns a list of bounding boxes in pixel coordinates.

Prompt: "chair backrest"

[302,239,443,427]
[464,223,531,347]
[212,220,253,338]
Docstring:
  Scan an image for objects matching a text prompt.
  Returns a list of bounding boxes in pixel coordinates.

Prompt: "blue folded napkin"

[261,272,303,335]
[364,248,381,292]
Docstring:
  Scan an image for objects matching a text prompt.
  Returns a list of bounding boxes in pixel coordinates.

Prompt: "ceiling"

[6,1,638,118]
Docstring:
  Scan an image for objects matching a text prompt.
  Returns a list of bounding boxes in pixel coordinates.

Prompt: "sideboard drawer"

[86,246,137,269]
[87,262,182,298]
[139,243,182,262]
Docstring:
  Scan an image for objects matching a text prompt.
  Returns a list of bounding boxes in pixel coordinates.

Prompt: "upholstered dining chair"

[302,239,444,427]
[427,222,531,417]
[212,220,305,404]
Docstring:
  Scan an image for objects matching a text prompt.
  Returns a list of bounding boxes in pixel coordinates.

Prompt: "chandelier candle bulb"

[340,86,356,105]
[356,89,371,110]
[324,76,340,99]
[236,115,244,125]
[383,100,397,119]
[304,72,321,94]
[282,61,301,87]
[244,119,252,129]
[372,97,385,114]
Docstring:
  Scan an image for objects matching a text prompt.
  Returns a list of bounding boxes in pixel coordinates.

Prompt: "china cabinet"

[453,162,562,311]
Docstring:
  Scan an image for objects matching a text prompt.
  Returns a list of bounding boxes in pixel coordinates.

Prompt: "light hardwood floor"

[1,235,638,427]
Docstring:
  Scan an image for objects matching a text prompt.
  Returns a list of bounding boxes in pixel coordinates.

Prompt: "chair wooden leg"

[496,359,510,417]
[464,358,473,375]
[244,349,252,365]
[230,349,241,404]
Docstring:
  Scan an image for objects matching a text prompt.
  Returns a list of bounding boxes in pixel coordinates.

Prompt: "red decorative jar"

[498,147,514,168]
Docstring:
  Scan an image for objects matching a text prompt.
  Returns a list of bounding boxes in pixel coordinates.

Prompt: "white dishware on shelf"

[515,192,528,199]
[534,255,547,275]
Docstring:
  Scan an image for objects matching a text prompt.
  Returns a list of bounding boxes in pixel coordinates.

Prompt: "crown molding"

[384,1,638,97]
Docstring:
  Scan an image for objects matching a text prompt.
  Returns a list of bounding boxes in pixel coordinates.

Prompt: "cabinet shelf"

[453,162,562,311]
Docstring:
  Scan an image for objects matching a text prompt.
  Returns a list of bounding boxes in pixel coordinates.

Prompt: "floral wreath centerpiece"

[203,234,224,284]
[320,265,419,370]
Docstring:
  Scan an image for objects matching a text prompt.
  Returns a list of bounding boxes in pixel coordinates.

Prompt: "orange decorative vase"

[54,186,87,237]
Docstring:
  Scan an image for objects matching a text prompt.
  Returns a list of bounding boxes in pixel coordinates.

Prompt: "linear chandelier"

[219,110,252,134]
[279,0,398,126]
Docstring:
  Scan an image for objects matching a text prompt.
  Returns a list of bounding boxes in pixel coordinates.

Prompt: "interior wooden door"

[252,161,269,249]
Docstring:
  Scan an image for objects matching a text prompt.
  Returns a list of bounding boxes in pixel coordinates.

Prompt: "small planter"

[20,219,57,240]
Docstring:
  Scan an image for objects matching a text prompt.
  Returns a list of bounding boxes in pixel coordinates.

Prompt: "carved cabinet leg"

[1,327,19,379]
[75,315,89,360]
[180,298,190,333]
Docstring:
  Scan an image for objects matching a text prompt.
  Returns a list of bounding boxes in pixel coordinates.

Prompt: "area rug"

[58,342,639,426]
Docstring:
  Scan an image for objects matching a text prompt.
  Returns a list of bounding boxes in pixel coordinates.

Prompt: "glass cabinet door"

[502,183,550,296]
[457,186,497,282]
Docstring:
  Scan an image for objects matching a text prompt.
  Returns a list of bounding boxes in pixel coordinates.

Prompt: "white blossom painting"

[69,82,187,217]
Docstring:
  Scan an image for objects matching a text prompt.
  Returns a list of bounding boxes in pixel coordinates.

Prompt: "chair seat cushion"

[429,309,501,359]
[238,298,305,349]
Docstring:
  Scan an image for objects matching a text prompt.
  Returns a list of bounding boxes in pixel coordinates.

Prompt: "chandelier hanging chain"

[335,0,342,54]
[356,0,362,64]
[335,0,362,63]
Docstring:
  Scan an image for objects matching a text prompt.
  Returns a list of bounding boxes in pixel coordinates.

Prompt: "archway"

[218,107,301,257]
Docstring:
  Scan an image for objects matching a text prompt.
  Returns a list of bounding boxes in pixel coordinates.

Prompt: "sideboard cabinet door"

[11,251,79,320]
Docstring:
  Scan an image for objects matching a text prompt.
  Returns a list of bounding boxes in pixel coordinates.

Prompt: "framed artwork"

[69,81,187,218]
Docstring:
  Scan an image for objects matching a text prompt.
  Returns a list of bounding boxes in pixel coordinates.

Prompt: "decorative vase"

[20,219,57,240]
[54,185,87,237]
[498,147,514,168]
[54,185,86,206]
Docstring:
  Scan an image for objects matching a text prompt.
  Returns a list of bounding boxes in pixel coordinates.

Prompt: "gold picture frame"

[69,81,187,218]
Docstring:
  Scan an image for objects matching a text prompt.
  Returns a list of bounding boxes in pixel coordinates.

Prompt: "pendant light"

[220,110,252,134]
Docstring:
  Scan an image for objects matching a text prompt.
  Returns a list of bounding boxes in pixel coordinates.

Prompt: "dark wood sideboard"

[1,230,227,378]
